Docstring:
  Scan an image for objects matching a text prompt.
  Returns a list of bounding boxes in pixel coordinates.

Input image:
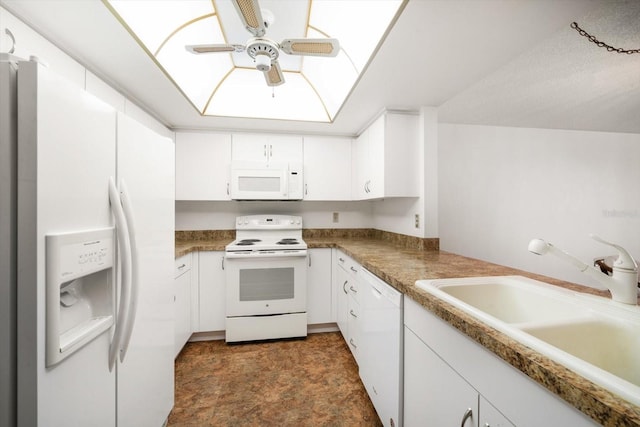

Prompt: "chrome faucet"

[528,234,638,305]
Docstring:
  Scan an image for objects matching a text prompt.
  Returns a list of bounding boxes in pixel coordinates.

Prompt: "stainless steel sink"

[416,275,640,406]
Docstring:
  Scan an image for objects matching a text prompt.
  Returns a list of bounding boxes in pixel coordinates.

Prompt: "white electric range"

[224,215,308,342]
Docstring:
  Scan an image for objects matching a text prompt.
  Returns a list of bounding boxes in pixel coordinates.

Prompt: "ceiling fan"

[185,0,340,87]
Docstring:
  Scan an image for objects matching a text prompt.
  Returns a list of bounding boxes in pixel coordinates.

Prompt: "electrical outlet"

[333,212,339,223]
[414,214,420,229]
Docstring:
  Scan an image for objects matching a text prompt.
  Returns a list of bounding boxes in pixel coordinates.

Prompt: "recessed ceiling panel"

[105,0,405,122]
[204,68,329,121]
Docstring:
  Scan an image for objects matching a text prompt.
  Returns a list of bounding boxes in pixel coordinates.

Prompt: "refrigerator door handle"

[108,177,132,371]
[117,179,139,363]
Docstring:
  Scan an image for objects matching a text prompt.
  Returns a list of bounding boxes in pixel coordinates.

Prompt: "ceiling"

[2,0,639,136]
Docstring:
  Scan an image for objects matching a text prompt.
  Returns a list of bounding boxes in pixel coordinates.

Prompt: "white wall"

[439,123,640,289]
[0,6,172,140]
[176,200,374,230]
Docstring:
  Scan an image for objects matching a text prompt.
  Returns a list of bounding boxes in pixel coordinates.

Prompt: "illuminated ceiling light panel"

[105,0,405,123]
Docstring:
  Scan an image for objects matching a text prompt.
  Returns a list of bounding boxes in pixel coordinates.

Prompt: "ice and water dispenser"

[46,228,115,367]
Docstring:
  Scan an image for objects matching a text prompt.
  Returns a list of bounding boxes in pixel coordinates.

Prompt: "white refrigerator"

[1,56,175,426]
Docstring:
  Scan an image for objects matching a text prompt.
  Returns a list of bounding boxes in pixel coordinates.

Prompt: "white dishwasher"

[359,268,403,427]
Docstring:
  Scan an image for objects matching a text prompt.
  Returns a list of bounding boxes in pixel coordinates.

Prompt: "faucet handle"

[590,234,638,271]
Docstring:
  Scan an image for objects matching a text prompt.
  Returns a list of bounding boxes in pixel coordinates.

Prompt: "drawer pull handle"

[342,280,348,294]
[338,257,345,263]
[349,309,357,318]
[349,285,357,294]
[460,408,473,427]
[349,338,357,349]
[350,266,357,273]
[177,264,186,270]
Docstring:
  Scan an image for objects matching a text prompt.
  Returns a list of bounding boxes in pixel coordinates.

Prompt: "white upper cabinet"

[175,132,231,201]
[352,111,420,200]
[303,136,352,200]
[232,133,303,164]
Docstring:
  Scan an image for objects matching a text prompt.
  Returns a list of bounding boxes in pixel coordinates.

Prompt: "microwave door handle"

[283,169,289,198]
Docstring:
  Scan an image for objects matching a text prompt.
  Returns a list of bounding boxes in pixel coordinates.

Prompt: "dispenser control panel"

[45,227,116,367]
[58,238,113,280]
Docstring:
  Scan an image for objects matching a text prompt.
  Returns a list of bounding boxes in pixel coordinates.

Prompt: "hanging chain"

[570,22,640,54]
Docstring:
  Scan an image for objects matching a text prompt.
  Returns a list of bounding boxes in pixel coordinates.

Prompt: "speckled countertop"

[175,235,640,426]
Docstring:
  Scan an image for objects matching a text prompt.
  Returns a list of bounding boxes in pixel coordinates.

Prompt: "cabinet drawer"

[336,250,361,275]
[347,296,361,362]
[174,253,192,278]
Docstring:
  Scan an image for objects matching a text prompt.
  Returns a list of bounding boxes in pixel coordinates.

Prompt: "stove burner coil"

[236,239,262,246]
[277,239,299,245]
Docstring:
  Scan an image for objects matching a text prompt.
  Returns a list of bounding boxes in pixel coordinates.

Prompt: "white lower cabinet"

[197,251,226,332]
[334,250,362,362]
[174,253,193,357]
[335,254,350,336]
[404,296,598,427]
[307,248,333,324]
[480,396,515,427]
[333,250,403,427]
[404,326,479,426]
[405,326,515,427]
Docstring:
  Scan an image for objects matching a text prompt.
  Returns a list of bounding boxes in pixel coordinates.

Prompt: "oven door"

[225,254,307,317]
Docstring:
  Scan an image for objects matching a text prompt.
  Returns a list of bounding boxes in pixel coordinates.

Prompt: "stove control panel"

[235,215,302,230]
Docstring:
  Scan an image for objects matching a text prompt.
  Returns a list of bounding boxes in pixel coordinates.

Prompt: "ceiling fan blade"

[263,60,285,87]
[232,0,266,37]
[186,44,245,54]
[279,38,340,57]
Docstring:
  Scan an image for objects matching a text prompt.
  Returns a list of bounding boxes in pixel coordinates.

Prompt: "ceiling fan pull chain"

[570,22,640,54]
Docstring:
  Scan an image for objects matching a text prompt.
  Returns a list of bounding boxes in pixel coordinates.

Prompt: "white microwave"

[230,161,304,200]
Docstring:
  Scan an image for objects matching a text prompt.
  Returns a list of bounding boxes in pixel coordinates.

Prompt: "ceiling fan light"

[255,54,271,71]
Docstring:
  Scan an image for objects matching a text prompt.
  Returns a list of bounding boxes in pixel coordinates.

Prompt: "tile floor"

[167,332,383,426]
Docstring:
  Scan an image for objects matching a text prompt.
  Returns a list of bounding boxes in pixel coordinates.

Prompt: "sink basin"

[416,275,640,406]
[431,276,589,325]
[522,318,640,388]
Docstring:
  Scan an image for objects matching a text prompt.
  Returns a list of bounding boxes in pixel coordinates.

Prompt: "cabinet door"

[307,249,333,324]
[231,133,269,162]
[232,133,302,163]
[174,271,191,358]
[267,135,303,163]
[352,129,369,200]
[404,326,478,427]
[366,115,385,199]
[197,251,226,332]
[383,113,419,197]
[347,295,361,362]
[174,254,192,357]
[175,132,231,200]
[303,136,352,200]
[480,396,515,427]
[335,263,350,339]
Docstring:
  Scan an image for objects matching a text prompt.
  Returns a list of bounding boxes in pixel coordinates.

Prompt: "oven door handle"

[225,250,308,259]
